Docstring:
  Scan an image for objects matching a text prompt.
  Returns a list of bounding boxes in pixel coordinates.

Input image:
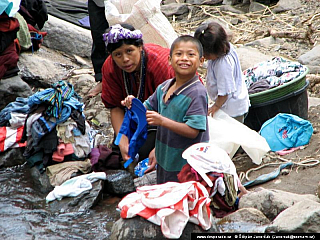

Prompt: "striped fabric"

[0,126,26,152]
[118,181,212,238]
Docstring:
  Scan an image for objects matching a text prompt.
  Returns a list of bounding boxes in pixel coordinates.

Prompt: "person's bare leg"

[87,82,102,97]
[238,183,248,198]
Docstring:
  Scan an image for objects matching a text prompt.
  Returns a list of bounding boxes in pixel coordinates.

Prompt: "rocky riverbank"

[1,0,320,238]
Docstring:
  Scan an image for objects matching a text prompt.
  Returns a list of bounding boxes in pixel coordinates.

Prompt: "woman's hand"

[144,148,157,174]
[118,134,130,162]
[121,95,135,109]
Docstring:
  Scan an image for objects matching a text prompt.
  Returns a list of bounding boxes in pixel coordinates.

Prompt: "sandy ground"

[236,95,320,197]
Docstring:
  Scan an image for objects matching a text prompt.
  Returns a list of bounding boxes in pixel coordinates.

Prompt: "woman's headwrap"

[103,24,143,45]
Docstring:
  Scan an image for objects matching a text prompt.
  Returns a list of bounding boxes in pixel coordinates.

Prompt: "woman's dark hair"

[105,23,144,53]
[194,22,230,58]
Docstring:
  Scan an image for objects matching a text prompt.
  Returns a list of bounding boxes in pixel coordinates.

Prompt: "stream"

[0,163,120,240]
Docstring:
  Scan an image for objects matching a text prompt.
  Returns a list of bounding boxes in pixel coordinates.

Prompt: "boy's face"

[169,41,204,80]
[111,44,143,73]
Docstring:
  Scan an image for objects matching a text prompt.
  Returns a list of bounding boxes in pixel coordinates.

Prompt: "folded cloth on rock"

[46,158,92,186]
[118,181,212,239]
[46,171,107,203]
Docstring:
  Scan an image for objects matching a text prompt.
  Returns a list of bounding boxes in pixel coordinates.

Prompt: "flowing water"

[0,164,120,240]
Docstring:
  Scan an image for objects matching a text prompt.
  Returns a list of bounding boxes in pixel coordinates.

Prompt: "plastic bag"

[182,143,239,189]
[208,110,270,165]
[104,0,178,48]
[260,113,313,151]
[134,158,149,177]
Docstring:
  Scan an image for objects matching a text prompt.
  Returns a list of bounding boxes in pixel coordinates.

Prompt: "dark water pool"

[0,164,120,240]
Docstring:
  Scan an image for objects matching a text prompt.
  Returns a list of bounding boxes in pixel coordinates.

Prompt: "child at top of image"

[122,35,209,184]
[194,21,250,123]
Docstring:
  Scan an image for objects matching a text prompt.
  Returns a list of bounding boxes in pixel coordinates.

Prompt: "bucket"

[244,74,309,132]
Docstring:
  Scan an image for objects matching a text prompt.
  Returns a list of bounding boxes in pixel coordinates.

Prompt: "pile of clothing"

[243,57,307,94]
[0,80,93,187]
[117,143,243,238]
[0,0,48,79]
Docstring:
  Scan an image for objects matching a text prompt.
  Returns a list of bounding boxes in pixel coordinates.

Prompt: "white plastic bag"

[208,110,270,165]
[104,0,178,48]
[182,143,239,190]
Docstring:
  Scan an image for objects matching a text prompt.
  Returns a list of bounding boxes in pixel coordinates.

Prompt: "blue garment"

[78,16,90,27]
[0,97,29,126]
[260,113,313,151]
[28,81,83,122]
[31,116,57,146]
[115,98,148,168]
[0,0,13,16]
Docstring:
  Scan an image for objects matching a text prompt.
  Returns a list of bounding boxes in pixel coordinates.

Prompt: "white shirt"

[206,44,250,117]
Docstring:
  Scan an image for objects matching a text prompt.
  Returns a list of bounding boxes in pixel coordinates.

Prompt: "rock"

[18,46,81,89]
[249,2,267,12]
[216,208,270,233]
[186,0,223,5]
[161,3,189,18]
[273,0,302,13]
[134,170,157,188]
[46,180,104,213]
[266,200,320,232]
[245,36,285,49]
[0,75,33,111]
[236,45,274,71]
[238,188,320,220]
[42,14,92,57]
[0,148,26,169]
[110,216,219,240]
[104,170,136,195]
[29,167,54,194]
[220,5,245,14]
[298,44,320,74]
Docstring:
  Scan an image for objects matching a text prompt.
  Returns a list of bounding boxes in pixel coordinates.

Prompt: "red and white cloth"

[118,181,212,239]
[0,126,26,152]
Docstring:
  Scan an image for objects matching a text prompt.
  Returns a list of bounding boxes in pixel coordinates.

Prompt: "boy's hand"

[146,110,163,126]
[144,148,157,174]
[121,95,135,109]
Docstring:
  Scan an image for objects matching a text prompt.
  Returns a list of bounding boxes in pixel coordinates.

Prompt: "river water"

[0,163,121,240]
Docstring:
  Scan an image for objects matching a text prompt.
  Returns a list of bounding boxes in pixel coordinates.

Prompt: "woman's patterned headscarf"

[103,24,143,45]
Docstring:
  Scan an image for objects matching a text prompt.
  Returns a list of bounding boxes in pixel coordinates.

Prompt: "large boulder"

[110,216,219,240]
[239,188,320,220]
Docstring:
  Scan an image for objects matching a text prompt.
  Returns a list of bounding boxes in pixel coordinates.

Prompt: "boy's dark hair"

[105,23,144,53]
[170,35,204,58]
[194,22,230,57]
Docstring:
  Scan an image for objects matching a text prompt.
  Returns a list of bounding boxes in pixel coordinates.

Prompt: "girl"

[194,22,250,123]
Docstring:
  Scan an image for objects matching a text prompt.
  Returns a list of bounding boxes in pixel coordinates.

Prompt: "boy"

[122,35,209,184]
